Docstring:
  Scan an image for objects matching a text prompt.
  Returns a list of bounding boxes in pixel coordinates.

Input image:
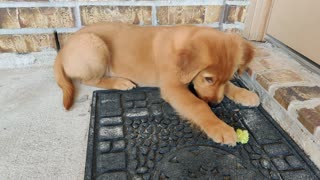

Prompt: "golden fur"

[54,22,259,146]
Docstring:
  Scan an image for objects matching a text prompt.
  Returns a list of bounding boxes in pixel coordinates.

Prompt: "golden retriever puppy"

[54,22,259,146]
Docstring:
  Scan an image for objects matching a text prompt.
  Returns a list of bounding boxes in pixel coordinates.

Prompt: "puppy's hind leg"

[62,32,136,91]
[83,77,136,90]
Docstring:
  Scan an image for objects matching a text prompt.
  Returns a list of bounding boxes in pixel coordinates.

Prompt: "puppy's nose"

[209,102,219,108]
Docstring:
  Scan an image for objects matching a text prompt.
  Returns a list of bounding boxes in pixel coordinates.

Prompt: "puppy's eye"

[204,77,214,84]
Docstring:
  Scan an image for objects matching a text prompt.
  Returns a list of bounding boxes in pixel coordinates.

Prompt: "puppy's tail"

[54,55,75,110]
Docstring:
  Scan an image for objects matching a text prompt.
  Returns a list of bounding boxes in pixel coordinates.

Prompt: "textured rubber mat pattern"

[85,82,320,180]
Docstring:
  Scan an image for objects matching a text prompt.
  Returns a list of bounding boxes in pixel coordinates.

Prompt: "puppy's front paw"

[233,90,260,107]
[205,121,237,146]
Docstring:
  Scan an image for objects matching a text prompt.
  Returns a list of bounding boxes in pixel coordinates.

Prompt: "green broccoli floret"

[236,129,249,144]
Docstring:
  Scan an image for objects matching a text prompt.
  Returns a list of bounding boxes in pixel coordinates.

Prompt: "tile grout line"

[74,2,82,29]
[287,98,320,118]
[0,0,250,8]
[151,5,157,26]
[268,81,320,97]
[0,0,226,8]
[0,28,80,35]
[218,0,227,31]
[0,23,240,35]
[226,0,250,6]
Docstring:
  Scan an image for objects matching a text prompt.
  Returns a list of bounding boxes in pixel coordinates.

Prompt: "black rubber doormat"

[84,81,320,180]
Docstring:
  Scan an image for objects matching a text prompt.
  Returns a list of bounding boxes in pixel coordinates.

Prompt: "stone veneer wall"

[0,0,249,53]
[242,42,320,169]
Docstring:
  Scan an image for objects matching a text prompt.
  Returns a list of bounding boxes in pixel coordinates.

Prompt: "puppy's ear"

[176,47,204,84]
[238,40,255,74]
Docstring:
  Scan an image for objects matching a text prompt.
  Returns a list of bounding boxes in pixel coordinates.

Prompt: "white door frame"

[242,0,274,41]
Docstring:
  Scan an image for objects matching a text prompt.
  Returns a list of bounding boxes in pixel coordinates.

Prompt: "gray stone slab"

[99,126,124,140]
[96,152,126,173]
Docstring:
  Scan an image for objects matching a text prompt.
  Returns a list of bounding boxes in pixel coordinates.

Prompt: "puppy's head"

[176,29,254,104]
